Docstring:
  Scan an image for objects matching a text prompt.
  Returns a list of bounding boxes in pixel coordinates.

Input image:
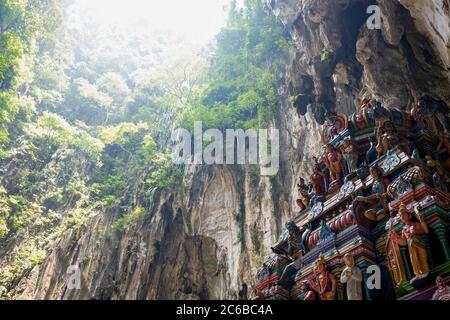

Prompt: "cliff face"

[3,0,450,299]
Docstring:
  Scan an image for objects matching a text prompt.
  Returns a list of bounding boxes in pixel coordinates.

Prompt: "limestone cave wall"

[7,0,449,299]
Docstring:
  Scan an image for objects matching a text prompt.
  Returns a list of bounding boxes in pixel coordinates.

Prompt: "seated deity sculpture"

[376,120,411,157]
[353,166,390,223]
[271,221,304,284]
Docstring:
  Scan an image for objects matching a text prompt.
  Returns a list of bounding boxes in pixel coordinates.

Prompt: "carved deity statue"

[340,137,360,174]
[352,99,373,130]
[322,111,348,144]
[322,144,344,183]
[340,254,363,300]
[310,161,326,197]
[309,254,337,300]
[296,178,310,211]
[272,221,304,284]
[376,120,410,157]
[353,166,390,223]
[411,99,440,134]
[389,204,430,278]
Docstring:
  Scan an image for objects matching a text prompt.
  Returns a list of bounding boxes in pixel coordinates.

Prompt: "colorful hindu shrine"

[254,97,450,301]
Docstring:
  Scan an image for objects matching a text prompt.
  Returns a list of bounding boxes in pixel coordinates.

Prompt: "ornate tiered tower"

[255,98,450,300]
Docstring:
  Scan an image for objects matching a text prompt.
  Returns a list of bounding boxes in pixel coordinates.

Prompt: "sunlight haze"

[71,0,232,46]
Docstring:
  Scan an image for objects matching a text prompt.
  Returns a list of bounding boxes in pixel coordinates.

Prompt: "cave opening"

[335,0,378,87]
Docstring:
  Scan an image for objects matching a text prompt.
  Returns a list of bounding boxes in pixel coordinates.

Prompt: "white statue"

[340,253,363,300]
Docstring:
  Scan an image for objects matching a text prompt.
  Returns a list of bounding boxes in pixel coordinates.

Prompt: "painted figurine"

[389,204,430,277]
[411,98,439,134]
[309,254,336,300]
[322,144,344,183]
[323,112,345,143]
[376,120,410,156]
[353,166,390,222]
[298,281,317,300]
[340,136,359,174]
[352,98,373,130]
[340,254,363,300]
[297,178,310,211]
[272,221,304,284]
[310,161,326,196]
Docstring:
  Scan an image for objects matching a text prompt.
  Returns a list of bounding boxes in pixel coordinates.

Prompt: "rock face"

[3,0,449,299]
[267,0,449,119]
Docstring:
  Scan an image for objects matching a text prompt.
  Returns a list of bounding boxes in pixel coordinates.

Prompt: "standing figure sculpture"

[340,137,360,174]
[309,254,337,300]
[322,144,344,183]
[340,254,363,300]
[389,204,430,278]
[296,178,310,211]
[310,161,326,196]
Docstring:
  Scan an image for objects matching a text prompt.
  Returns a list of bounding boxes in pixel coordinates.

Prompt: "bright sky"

[72,0,233,46]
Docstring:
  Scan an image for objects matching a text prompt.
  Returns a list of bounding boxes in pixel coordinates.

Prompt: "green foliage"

[42,188,64,210]
[0,0,62,156]
[247,165,260,185]
[146,152,184,190]
[93,175,127,206]
[233,211,242,224]
[99,122,147,146]
[179,0,292,131]
[112,207,146,232]
[320,47,330,62]
[0,0,294,297]
[26,112,104,163]
[0,216,8,239]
